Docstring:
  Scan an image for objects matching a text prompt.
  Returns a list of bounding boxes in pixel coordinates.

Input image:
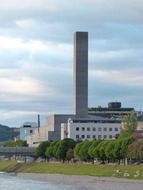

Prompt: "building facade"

[20,122,37,141]
[61,117,121,141]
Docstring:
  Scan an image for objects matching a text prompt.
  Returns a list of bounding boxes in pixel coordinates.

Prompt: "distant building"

[20,122,37,141]
[88,102,135,119]
[61,116,121,141]
[27,32,141,146]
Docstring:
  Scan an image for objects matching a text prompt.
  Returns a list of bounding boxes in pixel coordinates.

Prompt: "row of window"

[76,134,115,139]
[75,127,119,132]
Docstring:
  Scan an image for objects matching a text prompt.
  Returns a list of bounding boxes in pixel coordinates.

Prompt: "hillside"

[0,124,17,142]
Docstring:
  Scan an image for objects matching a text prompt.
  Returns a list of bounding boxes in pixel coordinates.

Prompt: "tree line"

[35,136,143,164]
[36,113,141,164]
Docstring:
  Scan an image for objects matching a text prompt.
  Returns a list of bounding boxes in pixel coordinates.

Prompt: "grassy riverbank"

[0,161,143,180]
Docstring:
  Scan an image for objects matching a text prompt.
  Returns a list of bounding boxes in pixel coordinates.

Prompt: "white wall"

[61,122,121,141]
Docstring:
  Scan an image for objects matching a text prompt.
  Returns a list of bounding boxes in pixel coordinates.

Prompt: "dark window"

[98,127,101,132]
[115,128,118,131]
[30,130,33,134]
[104,128,107,131]
[76,135,79,139]
[109,128,112,131]
[92,135,96,139]
[109,135,112,139]
[87,135,90,139]
[93,127,96,131]
[81,135,85,139]
[104,135,107,139]
[87,127,90,131]
[76,127,79,131]
[82,127,85,131]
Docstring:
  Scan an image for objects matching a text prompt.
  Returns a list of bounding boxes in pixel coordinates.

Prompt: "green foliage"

[113,136,135,163]
[120,136,135,158]
[74,141,84,159]
[88,140,101,159]
[121,113,138,136]
[36,136,138,164]
[97,141,108,162]
[66,148,74,161]
[36,141,50,159]
[4,140,28,147]
[105,140,116,161]
[56,138,76,162]
[92,140,104,160]
[45,141,57,158]
[128,139,143,160]
[53,141,61,159]
[88,140,96,159]
[78,140,92,161]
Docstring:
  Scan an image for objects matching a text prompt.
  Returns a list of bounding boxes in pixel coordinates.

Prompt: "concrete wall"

[63,122,121,141]
[43,114,74,141]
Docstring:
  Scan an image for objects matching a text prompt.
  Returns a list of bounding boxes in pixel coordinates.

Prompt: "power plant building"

[27,32,123,146]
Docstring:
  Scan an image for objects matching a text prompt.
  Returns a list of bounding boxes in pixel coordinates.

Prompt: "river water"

[1,172,143,190]
[0,173,89,190]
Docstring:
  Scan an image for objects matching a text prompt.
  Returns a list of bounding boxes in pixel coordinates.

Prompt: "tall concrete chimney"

[73,32,88,117]
[38,114,40,133]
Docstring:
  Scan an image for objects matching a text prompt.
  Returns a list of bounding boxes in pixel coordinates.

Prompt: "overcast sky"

[0,0,143,127]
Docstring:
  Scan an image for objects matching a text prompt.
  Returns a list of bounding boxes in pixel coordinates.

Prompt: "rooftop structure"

[88,102,135,119]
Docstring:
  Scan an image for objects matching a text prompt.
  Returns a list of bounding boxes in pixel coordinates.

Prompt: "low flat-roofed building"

[61,116,121,141]
[20,122,37,141]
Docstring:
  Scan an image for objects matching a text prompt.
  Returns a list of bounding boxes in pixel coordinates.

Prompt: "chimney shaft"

[73,32,88,117]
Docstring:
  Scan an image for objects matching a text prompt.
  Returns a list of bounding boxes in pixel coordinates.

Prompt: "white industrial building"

[26,32,133,147]
[61,117,121,141]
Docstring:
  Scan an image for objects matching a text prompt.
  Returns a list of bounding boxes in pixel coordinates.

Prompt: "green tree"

[78,140,92,161]
[92,140,104,161]
[105,140,116,162]
[66,148,74,161]
[121,113,138,136]
[45,146,53,159]
[53,141,61,159]
[4,140,28,147]
[36,141,50,159]
[128,140,143,161]
[88,140,101,163]
[56,138,76,162]
[45,141,58,159]
[74,141,84,159]
[98,140,108,163]
[113,139,123,164]
[120,136,135,161]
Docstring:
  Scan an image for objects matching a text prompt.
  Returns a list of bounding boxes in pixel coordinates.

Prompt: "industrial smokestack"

[73,32,88,117]
[38,114,40,133]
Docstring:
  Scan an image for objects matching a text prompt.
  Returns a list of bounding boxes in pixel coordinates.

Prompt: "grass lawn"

[0,161,143,180]
[0,160,17,171]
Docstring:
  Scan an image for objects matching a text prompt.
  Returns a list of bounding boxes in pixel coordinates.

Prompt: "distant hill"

[0,124,19,142]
